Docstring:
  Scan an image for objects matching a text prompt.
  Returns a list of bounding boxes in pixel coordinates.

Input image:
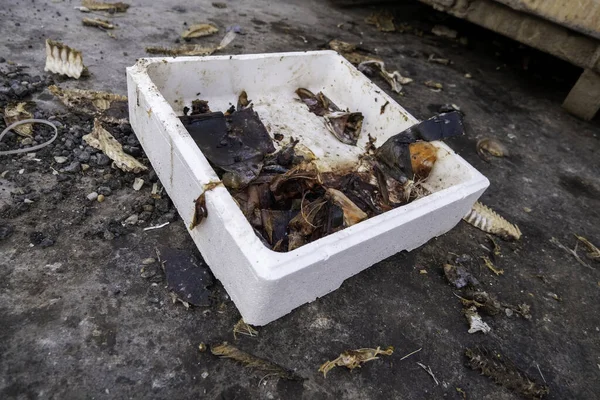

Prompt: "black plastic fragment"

[405,111,464,142]
[160,248,214,307]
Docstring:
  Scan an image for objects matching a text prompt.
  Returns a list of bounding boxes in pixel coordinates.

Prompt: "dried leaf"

[211,342,302,380]
[49,85,128,124]
[324,112,363,145]
[358,60,412,93]
[3,102,33,137]
[83,119,146,173]
[319,346,394,378]
[82,17,114,29]
[328,39,377,65]
[182,23,218,39]
[44,39,85,79]
[233,319,258,339]
[463,202,522,241]
[465,348,549,400]
[81,0,129,12]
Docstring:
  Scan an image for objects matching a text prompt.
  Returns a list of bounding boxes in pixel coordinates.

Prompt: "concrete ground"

[1,0,599,399]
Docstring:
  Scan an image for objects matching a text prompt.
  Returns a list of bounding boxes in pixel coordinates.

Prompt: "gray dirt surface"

[1,1,599,399]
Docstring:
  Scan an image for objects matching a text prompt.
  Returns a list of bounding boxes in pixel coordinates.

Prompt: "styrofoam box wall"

[127,51,489,325]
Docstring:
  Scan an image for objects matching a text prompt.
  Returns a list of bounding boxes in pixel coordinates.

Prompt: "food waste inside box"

[127,51,489,324]
[179,90,466,252]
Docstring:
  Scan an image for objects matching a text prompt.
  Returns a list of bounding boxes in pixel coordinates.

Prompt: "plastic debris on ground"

[319,346,394,378]
[49,85,128,124]
[3,102,33,137]
[210,342,303,380]
[463,202,522,241]
[233,319,259,339]
[44,39,86,79]
[81,0,129,12]
[83,119,147,173]
[158,248,214,307]
[357,60,413,93]
[179,89,465,252]
[146,31,236,56]
[465,348,550,400]
[181,23,219,40]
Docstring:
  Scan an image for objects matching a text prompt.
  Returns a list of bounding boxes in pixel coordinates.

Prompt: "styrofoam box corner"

[126,51,489,325]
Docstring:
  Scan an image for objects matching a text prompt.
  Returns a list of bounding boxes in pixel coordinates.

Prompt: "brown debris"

[233,319,259,339]
[328,39,376,65]
[326,188,368,227]
[3,102,34,137]
[81,0,129,12]
[481,255,504,276]
[444,264,479,289]
[181,23,219,40]
[82,17,114,29]
[190,181,222,229]
[465,348,549,400]
[319,346,394,378]
[211,342,302,380]
[365,10,395,32]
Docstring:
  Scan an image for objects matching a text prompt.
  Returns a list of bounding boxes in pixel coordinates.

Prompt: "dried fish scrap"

[211,342,302,380]
[4,102,33,137]
[477,138,509,161]
[49,85,128,124]
[82,17,114,29]
[465,348,549,399]
[424,80,443,90]
[365,11,395,32]
[358,60,413,93]
[146,31,235,56]
[44,39,86,79]
[81,0,129,12]
[83,119,146,173]
[182,23,218,39]
[465,306,491,334]
[575,235,600,262]
[296,88,364,145]
[319,346,394,378]
[463,202,522,241]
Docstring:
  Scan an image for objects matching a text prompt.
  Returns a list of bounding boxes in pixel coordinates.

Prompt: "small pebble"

[87,192,99,201]
[123,214,139,225]
[97,194,105,203]
[201,371,209,379]
[133,178,144,191]
[81,164,90,171]
[63,161,81,174]
[198,343,207,352]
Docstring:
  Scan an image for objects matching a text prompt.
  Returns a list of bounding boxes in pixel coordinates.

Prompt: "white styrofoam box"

[126,50,489,325]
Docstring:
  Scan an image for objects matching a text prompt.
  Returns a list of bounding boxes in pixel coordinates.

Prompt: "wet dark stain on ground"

[251,18,267,25]
[559,174,600,200]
